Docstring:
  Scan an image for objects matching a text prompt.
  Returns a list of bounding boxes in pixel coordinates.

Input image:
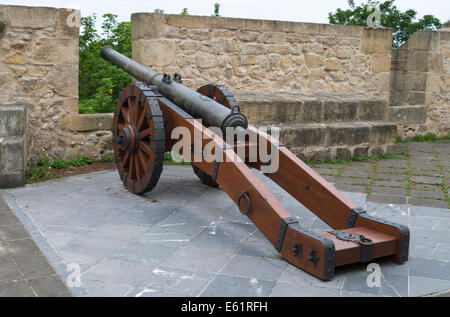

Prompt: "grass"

[164,152,191,165]
[101,154,115,163]
[302,152,407,168]
[26,155,93,184]
[0,21,5,37]
[396,133,450,144]
[405,148,412,197]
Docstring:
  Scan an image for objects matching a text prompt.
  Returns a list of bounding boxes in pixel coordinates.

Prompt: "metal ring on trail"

[238,190,252,215]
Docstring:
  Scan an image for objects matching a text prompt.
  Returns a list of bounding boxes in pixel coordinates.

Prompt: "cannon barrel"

[100,46,247,133]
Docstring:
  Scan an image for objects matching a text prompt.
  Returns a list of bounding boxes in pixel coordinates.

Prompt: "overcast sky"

[1,0,449,25]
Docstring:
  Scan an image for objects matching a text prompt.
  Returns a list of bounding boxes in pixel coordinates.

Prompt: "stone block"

[131,13,167,40]
[334,24,364,38]
[286,33,311,43]
[2,52,26,64]
[305,53,323,68]
[372,55,391,72]
[368,146,384,157]
[242,44,266,55]
[166,14,201,29]
[303,100,323,122]
[353,146,369,157]
[326,122,370,146]
[335,46,353,59]
[237,31,259,42]
[279,123,326,147]
[64,97,79,114]
[0,136,25,171]
[407,31,440,51]
[69,114,113,132]
[0,172,24,188]
[357,99,387,120]
[368,122,397,145]
[361,28,392,54]
[267,45,289,55]
[428,53,443,72]
[46,63,78,97]
[325,58,340,71]
[34,37,78,65]
[388,105,427,124]
[405,72,428,91]
[426,73,440,92]
[133,39,176,67]
[322,100,357,122]
[301,23,336,36]
[4,5,57,29]
[196,54,217,69]
[187,29,211,41]
[409,51,430,72]
[257,32,286,44]
[407,92,432,106]
[0,104,27,137]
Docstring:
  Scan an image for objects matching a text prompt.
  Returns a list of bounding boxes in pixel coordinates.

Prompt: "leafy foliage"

[181,8,189,15]
[79,14,132,114]
[26,155,93,184]
[328,0,442,48]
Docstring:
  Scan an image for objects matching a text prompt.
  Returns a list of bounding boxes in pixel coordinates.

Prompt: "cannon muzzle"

[100,46,247,133]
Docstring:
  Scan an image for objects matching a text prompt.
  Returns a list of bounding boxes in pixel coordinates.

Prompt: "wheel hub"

[118,124,140,153]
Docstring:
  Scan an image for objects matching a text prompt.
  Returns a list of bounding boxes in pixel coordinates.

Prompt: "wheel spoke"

[137,150,147,174]
[139,128,152,139]
[134,98,139,125]
[129,153,135,179]
[121,106,130,124]
[140,142,153,157]
[119,151,130,170]
[127,98,134,123]
[136,109,146,130]
[135,154,141,181]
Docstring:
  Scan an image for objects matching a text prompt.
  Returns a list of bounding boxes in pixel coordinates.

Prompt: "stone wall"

[131,14,392,101]
[389,26,450,138]
[0,5,113,164]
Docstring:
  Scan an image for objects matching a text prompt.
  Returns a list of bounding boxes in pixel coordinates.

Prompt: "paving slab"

[1,155,449,297]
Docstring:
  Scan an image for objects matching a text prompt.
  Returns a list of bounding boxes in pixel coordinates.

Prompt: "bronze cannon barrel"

[100,46,248,133]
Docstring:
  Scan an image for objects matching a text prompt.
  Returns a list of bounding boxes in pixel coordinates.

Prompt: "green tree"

[181,8,189,15]
[78,14,132,114]
[154,9,165,14]
[328,0,442,48]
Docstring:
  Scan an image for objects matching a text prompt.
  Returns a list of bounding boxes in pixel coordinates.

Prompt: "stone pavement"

[0,141,449,297]
[0,196,72,296]
[315,141,450,209]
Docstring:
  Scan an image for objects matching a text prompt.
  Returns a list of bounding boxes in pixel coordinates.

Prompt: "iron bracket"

[275,217,299,252]
[328,230,374,263]
[345,207,367,228]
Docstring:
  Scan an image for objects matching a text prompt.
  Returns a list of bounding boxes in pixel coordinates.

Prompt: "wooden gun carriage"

[100,46,409,281]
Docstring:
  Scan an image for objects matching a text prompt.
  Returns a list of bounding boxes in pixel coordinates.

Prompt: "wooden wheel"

[193,84,239,188]
[113,83,165,194]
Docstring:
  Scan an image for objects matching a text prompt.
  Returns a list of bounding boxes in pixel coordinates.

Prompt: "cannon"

[101,46,409,280]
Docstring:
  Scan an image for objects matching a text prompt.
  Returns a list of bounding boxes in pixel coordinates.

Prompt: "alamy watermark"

[169,122,281,173]
[367,1,381,28]
[65,3,81,28]
[66,263,82,287]
[366,263,382,288]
